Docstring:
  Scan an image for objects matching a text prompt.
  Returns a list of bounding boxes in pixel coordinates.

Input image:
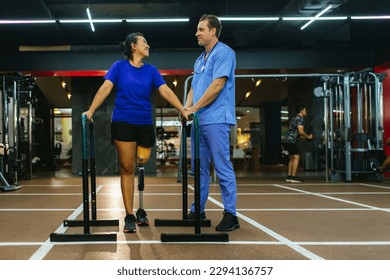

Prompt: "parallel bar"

[160,114,228,242]
[161,233,228,242]
[64,219,119,227]
[49,115,118,242]
[50,233,116,242]
[154,219,211,227]
[154,119,211,228]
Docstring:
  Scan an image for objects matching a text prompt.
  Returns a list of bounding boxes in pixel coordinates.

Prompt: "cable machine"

[0,73,35,191]
[322,68,386,182]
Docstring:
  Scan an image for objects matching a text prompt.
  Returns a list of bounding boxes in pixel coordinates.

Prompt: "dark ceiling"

[1,0,389,50]
[1,0,389,109]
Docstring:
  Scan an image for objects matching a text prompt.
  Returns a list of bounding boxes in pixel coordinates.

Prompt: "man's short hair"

[295,104,306,114]
[199,14,222,38]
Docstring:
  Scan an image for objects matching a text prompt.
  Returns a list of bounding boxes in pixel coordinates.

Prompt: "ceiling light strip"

[283,16,347,21]
[92,19,123,23]
[301,4,333,30]
[351,15,390,20]
[59,20,90,23]
[219,17,279,21]
[86,7,95,32]
[126,18,189,22]
[0,20,56,24]
[2,14,390,26]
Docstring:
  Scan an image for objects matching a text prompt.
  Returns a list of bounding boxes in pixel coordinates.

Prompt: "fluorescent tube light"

[219,17,279,21]
[283,16,347,21]
[351,15,390,20]
[59,19,123,23]
[86,7,95,32]
[301,4,333,30]
[0,20,56,24]
[91,19,123,23]
[126,18,189,22]
[59,20,89,23]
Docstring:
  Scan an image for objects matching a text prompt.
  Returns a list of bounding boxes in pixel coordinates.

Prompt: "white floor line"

[6,240,390,247]
[274,184,390,213]
[5,191,390,197]
[186,185,324,260]
[235,183,360,186]
[3,207,388,212]
[359,183,390,190]
[0,208,77,211]
[29,185,104,260]
[235,208,383,211]
[235,192,390,196]
[21,184,82,187]
[0,192,183,196]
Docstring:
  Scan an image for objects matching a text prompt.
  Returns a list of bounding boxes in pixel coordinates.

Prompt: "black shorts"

[111,122,155,147]
[282,142,299,155]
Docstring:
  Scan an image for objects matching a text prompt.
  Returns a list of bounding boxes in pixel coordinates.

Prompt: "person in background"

[370,137,390,179]
[83,32,189,233]
[184,14,239,231]
[282,104,313,183]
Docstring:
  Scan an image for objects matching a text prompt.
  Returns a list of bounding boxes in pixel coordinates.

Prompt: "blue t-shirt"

[104,60,165,125]
[191,42,236,125]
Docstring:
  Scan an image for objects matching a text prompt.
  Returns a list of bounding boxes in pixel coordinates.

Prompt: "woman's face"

[132,36,150,58]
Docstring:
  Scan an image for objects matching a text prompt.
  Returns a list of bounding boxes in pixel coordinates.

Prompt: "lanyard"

[196,41,219,73]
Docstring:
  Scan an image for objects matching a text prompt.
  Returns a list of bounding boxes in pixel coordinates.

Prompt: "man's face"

[195,20,214,47]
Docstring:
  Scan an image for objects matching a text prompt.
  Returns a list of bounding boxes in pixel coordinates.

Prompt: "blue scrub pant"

[190,123,237,216]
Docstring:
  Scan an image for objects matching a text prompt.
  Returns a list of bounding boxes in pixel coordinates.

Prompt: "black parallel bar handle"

[81,114,90,234]
[181,119,188,220]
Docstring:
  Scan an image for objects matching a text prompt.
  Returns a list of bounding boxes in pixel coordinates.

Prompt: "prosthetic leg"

[136,158,149,226]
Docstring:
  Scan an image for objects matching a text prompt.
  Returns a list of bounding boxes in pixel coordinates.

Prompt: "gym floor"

[1,165,390,260]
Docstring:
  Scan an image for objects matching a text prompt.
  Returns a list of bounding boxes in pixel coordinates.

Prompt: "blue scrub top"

[191,42,236,126]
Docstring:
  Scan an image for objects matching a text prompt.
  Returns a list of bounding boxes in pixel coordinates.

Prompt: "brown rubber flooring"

[1,166,390,260]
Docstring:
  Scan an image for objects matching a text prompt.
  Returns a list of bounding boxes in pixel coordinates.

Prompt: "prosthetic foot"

[136,163,149,226]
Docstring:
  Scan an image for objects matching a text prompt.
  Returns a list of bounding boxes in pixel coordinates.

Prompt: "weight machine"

[0,73,35,191]
[319,68,386,181]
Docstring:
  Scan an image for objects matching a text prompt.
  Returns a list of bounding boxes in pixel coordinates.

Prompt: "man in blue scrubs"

[184,14,239,231]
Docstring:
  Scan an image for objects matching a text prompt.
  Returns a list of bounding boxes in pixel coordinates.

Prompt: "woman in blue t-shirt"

[83,32,189,233]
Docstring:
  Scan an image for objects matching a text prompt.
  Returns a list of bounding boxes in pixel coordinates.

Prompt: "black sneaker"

[136,208,149,226]
[289,176,303,183]
[370,162,381,174]
[285,175,293,182]
[187,211,206,220]
[123,214,136,233]
[215,212,240,231]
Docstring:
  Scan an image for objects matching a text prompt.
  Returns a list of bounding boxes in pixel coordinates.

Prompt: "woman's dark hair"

[295,104,306,114]
[119,32,144,59]
[199,14,222,38]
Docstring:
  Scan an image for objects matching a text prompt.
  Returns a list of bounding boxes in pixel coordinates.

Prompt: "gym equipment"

[154,117,211,228]
[0,168,21,192]
[0,73,37,190]
[50,115,118,242]
[0,135,21,192]
[322,68,386,182]
[159,113,228,242]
